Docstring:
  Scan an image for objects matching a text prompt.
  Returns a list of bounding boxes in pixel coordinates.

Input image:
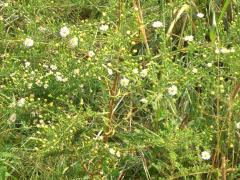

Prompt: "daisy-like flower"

[107,68,113,76]
[116,151,121,158]
[99,24,109,32]
[197,12,204,18]
[60,26,70,38]
[23,38,34,47]
[8,113,16,124]
[69,37,78,48]
[207,63,212,68]
[140,69,148,78]
[183,35,194,42]
[88,50,95,58]
[192,68,198,74]
[168,85,178,96]
[73,69,80,75]
[236,122,240,129]
[25,61,31,68]
[17,98,26,107]
[201,151,211,160]
[50,64,57,70]
[132,68,139,74]
[109,148,116,155]
[120,77,129,87]
[140,98,148,104]
[152,21,164,28]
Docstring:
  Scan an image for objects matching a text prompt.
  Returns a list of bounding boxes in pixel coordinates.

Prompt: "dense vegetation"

[1,0,240,179]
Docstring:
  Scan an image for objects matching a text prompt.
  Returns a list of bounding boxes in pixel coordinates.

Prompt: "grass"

[0,0,240,179]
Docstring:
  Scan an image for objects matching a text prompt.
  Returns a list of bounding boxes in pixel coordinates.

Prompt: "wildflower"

[43,84,49,89]
[116,151,121,158]
[109,148,115,155]
[152,21,164,28]
[120,77,129,87]
[197,12,204,18]
[220,47,230,54]
[8,113,16,124]
[192,68,198,74]
[60,26,70,38]
[201,151,211,160]
[25,61,31,68]
[140,98,148,104]
[88,50,95,58]
[50,65,57,70]
[17,98,26,107]
[73,69,80,75]
[107,68,113,76]
[236,122,240,129]
[140,69,148,78]
[69,37,78,48]
[183,35,194,42]
[99,24,109,32]
[207,63,212,68]
[132,68,139,74]
[23,38,34,47]
[168,85,178,96]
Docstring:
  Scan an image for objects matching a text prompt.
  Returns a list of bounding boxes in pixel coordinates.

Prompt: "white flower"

[99,24,109,31]
[132,68,139,74]
[23,38,34,47]
[120,77,129,87]
[25,61,31,68]
[50,65,57,70]
[8,113,16,124]
[168,85,178,96]
[201,151,211,160]
[109,148,115,155]
[197,12,204,18]
[17,98,26,107]
[192,68,198,74]
[116,151,121,158]
[207,63,212,68]
[140,98,148,104]
[60,26,70,38]
[88,50,95,58]
[107,68,113,76]
[183,35,194,42]
[220,47,230,54]
[152,21,164,28]
[43,84,49,89]
[69,37,78,48]
[236,122,240,129]
[140,69,148,78]
[73,69,80,75]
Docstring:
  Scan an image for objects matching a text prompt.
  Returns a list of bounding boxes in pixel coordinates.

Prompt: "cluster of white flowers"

[99,24,109,32]
[120,77,129,87]
[236,122,240,129]
[207,62,213,68]
[55,72,68,82]
[109,148,120,157]
[88,50,95,58]
[183,35,194,42]
[140,69,148,78]
[152,21,164,28]
[17,98,26,107]
[197,12,204,18]
[23,38,34,47]
[192,68,198,74]
[68,37,78,48]
[201,151,211,160]
[60,26,70,38]
[215,47,235,54]
[168,85,178,96]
